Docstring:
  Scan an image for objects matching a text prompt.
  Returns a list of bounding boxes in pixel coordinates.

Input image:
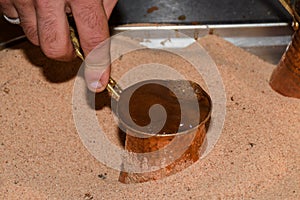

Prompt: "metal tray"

[0,0,294,64]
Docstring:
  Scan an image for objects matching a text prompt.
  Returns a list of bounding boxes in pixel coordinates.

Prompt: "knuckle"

[79,8,99,28]
[42,47,60,60]
[21,22,39,45]
[81,36,104,53]
[41,19,57,43]
[42,45,70,61]
[43,48,66,60]
[76,3,108,28]
[36,16,73,60]
[27,33,39,46]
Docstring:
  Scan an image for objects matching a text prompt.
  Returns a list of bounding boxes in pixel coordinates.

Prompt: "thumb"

[71,1,111,92]
[84,37,111,93]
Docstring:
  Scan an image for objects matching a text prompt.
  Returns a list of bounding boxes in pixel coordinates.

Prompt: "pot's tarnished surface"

[117,80,211,184]
[270,0,300,98]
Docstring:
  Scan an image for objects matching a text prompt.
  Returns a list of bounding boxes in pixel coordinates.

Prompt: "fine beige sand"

[1,34,299,199]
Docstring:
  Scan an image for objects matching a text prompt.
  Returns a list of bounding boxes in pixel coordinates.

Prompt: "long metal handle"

[69,25,122,100]
[279,0,294,17]
[278,0,300,30]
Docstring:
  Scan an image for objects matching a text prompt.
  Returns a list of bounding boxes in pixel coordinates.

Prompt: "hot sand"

[0,34,299,199]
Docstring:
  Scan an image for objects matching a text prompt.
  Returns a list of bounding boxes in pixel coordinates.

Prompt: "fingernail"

[90,81,102,89]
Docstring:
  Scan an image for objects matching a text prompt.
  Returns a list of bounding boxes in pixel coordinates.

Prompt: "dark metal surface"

[110,0,292,25]
[0,16,25,50]
[0,1,294,64]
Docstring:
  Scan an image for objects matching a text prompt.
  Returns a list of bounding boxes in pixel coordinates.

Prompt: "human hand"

[0,0,118,92]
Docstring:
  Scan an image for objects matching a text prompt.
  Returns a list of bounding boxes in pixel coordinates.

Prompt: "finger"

[0,0,19,18]
[70,0,110,55]
[84,37,111,92]
[103,0,118,18]
[14,1,39,45]
[84,62,110,93]
[70,0,111,92]
[35,0,75,61]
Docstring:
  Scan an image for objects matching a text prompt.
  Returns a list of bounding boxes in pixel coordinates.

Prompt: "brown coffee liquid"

[117,80,211,135]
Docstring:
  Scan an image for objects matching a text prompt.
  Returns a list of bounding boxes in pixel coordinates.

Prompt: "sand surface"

[1,35,299,199]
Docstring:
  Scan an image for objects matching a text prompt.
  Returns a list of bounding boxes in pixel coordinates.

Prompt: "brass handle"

[278,0,300,30]
[69,25,122,100]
